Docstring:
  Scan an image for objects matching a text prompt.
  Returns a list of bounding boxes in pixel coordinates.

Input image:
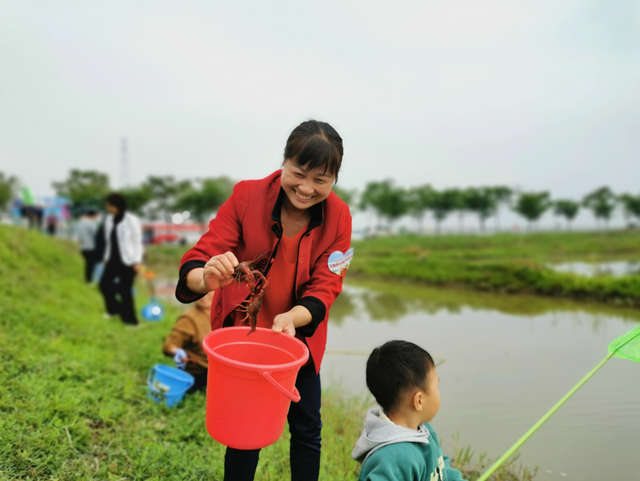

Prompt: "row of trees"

[48,170,235,224]
[0,169,234,225]
[344,181,640,232]
[1,169,639,231]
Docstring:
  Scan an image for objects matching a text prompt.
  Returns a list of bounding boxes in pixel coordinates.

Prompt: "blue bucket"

[142,298,165,321]
[147,364,194,407]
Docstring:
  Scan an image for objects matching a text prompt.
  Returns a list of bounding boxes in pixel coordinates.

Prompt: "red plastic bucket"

[202,326,310,449]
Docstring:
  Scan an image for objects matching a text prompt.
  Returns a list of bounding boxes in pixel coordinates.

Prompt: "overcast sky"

[1,0,639,228]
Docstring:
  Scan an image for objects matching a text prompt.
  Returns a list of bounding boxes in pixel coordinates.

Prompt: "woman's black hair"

[283,120,343,181]
[366,340,435,414]
[105,193,127,215]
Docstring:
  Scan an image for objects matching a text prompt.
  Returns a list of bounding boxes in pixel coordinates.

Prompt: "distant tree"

[456,188,471,233]
[553,199,580,230]
[489,186,513,232]
[407,184,434,234]
[359,180,409,230]
[332,185,356,208]
[513,191,551,230]
[0,172,18,213]
[431,189,459,234]
[119,185,154,216]
[583,187,617,229]
[52,169,110,215]
[378,184,409,228]
[174,177,234,223]
[359,180,388,229]
[436,188,465,234]
[142,175,191,222]
[463,187,497,233]
[618,193,640,226]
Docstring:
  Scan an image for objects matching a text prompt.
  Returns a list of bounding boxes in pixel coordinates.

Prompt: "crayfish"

[234,258,269,334]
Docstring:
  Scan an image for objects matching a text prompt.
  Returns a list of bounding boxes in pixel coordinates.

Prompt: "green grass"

[0,227,365,480]
[349,231,640,307]
[355,230,640,261]
[0,226,536,480]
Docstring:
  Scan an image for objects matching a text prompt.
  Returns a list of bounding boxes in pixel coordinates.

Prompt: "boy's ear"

[412,390,423,412]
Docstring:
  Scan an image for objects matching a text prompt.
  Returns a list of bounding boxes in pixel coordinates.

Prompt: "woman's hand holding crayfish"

[204,252,239,290]
[186,252,238,294]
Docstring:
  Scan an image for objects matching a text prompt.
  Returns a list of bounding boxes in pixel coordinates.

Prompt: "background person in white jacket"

[99,193,143,325]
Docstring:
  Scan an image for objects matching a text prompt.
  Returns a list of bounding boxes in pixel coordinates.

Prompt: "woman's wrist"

[289,305,312,328]
[186,268,208,294]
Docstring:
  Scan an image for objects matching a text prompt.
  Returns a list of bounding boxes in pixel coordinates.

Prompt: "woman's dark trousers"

[99,261,138,324]
[81,250,97,283]
[223,362,322,481]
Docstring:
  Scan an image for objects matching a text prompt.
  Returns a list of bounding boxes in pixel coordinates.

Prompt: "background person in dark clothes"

[99,193,143,325]
[75,209,101,283]
[162,291,213,393]
[94,211,106,270]
[45,213,57,236]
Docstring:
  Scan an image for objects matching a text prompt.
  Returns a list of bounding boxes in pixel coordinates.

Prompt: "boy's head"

[366,340,440,423]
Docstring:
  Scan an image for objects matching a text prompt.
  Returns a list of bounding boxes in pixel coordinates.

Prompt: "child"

[175,120,352,481]
[162,291,213,393]
[352,340,466,481]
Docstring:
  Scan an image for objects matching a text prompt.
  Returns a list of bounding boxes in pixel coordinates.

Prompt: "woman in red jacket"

[175,120,352,481]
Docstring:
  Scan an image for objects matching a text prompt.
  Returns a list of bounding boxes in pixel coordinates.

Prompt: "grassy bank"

[0,227,363,480]
[0,226,535,480]
[350,231,640,307]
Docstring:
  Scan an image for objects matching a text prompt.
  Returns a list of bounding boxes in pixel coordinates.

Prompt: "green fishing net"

[608,326,640,363]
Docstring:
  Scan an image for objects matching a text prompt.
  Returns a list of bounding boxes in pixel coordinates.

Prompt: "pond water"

[152,276,640,480]
[324,281,640,481]
[548,260,640,277]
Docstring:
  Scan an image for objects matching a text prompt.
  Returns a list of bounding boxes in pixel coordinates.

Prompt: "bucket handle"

[147,366,156,388]
[261,372,301,403]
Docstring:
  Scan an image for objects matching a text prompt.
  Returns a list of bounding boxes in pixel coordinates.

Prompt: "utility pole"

[120,137,129,189]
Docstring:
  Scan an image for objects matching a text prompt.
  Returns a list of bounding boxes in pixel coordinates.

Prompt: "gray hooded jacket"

[352,407,430,464]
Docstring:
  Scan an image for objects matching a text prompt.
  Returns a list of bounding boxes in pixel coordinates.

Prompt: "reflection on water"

[330,278,640,325]
[326,280,640,481]
[548,260,640,277]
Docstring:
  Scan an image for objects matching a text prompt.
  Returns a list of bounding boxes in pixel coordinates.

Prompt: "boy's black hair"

[283,120,343,182]
[366,340,435,414]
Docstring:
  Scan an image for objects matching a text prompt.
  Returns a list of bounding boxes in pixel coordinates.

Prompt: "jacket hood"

[351,407,430,464]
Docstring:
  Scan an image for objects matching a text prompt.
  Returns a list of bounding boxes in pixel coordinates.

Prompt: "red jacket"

[176,169,352,373]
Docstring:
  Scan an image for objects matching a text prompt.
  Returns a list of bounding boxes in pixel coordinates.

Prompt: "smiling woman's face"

[280,160,335,212]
